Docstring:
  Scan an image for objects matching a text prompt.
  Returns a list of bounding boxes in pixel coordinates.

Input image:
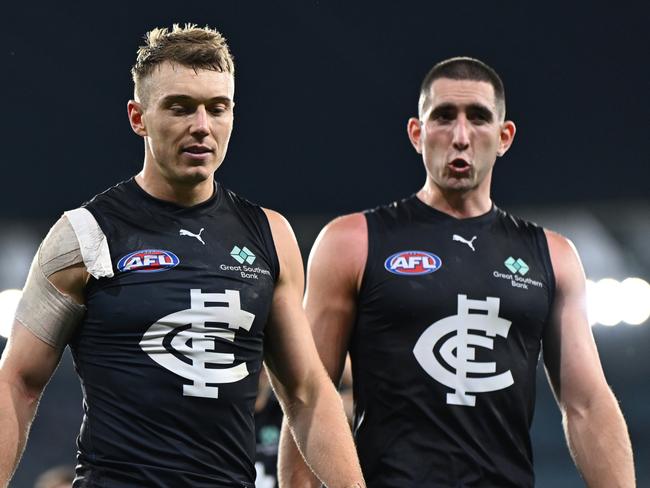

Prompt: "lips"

[182,145,213,154]
[448,158,471,174]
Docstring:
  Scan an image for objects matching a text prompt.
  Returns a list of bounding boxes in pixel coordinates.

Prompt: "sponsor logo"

[222,245,268,280]
[180,227,205,245]
[492,256,543,290]
[452,234,477,251]
[117,249,179,273]
[140,289,255,399]
[220,263,271,280]
[384,250,442,275]
[413,294,513,407]
[504,256,529,275]
[231,245,256,265]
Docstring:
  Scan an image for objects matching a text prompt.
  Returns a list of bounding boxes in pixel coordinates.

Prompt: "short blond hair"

[131,23,234,105]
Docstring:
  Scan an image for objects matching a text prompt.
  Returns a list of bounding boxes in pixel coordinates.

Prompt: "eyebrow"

[430,102,494,118]
[161,94,233,106]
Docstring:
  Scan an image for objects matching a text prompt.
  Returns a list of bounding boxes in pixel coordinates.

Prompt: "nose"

[190,105,210,138]
[452,115,470,151]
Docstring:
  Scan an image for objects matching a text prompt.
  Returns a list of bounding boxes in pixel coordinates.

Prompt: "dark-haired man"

[0,25,365,488]
[279,57,635,487]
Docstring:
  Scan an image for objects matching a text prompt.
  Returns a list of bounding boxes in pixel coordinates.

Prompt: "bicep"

[261,209,322,399]
[0,216,89,392]
[14,227,88,349]
[543,231,608,409]
[0,320,63,400]
[304,214,366,383]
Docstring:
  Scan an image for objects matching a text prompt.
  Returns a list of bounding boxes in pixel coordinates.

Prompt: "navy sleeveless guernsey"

[70,178,279,487]
[351,195,555,488]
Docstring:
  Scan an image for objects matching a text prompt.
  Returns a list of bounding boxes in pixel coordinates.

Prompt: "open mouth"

[448,158,471,172]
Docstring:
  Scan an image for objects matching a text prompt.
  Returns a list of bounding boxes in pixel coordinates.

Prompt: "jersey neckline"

[407,193,499,225]
[127,176,221,213]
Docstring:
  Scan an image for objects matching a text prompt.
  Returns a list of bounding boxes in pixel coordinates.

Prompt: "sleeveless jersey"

[351,195,555,488]
[69,178,279,487]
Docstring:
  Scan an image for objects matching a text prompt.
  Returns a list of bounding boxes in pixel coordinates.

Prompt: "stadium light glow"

[620,278,650,325]
[0,289,22,339]
[586,278,650,327]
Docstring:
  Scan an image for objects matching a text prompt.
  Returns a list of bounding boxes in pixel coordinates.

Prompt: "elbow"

[21,385,43,410]
[561,386,617,425]
[280,380,318,418]
[0,374,44,413]
[276,372,330,423]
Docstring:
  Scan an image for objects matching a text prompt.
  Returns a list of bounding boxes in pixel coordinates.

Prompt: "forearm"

[278,420,321,488]
[563,390,635,488]
[280,380,364,488]
[0,380,39,487]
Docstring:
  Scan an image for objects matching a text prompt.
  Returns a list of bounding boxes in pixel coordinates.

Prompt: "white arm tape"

[14,251,86,349]
[39,215,84,277]
[13,209,113,348]
[64,208,113,279]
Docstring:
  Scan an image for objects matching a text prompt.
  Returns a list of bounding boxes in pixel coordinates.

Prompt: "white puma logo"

[452,234,477,251]
[180,228,205,245]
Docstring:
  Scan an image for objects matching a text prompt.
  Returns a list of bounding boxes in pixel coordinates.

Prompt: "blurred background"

[1,1,648,486]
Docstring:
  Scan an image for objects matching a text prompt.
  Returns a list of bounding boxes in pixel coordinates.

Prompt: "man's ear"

[407,117,423,154]
[127,100,147,137]
[497,120,516,157]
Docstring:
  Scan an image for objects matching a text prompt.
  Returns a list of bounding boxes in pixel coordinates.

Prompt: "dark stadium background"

[1,2,648,487]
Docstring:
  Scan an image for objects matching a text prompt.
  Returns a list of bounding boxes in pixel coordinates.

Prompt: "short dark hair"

[418,57,506,119]
[131,24,235,106]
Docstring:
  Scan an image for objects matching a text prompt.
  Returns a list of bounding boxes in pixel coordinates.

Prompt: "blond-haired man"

[0,25,364,488]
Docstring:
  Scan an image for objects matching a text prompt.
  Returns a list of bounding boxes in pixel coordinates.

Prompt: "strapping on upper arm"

[14,210,113,349]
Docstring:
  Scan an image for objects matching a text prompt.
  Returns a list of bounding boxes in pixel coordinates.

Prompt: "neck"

[135,168,215,207]
[416,180,492,219]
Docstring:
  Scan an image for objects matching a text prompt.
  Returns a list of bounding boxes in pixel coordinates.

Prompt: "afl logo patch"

[117,249,180,273]
[384,250,442,275]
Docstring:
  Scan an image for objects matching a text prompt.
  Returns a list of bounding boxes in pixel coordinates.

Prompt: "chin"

[174,169,213,185]
[442,177,472,188]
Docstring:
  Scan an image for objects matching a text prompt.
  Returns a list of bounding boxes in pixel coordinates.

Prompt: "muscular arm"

[277,213,367,487]
[543,230,635,487]
[0,264,87,487]
[262,210,365,488]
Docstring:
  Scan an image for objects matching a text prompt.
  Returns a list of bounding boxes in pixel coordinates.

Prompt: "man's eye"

[434,113,454,123]
[170,105,189,114]
[468,111,492,124]
[209,106,226,115]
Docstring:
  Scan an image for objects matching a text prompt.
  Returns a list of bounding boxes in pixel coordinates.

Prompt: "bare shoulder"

[313,212,367,259]
[544,228,577,255]
[261,208,304,289]
[261,208,302,259]
[262,208,295,240]
[309,212,367,290]
[543,229,584,287]
[320,212,367,240]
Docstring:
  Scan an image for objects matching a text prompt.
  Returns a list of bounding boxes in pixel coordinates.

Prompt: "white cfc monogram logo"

[413,294,513,407]
[140,289,255,399]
